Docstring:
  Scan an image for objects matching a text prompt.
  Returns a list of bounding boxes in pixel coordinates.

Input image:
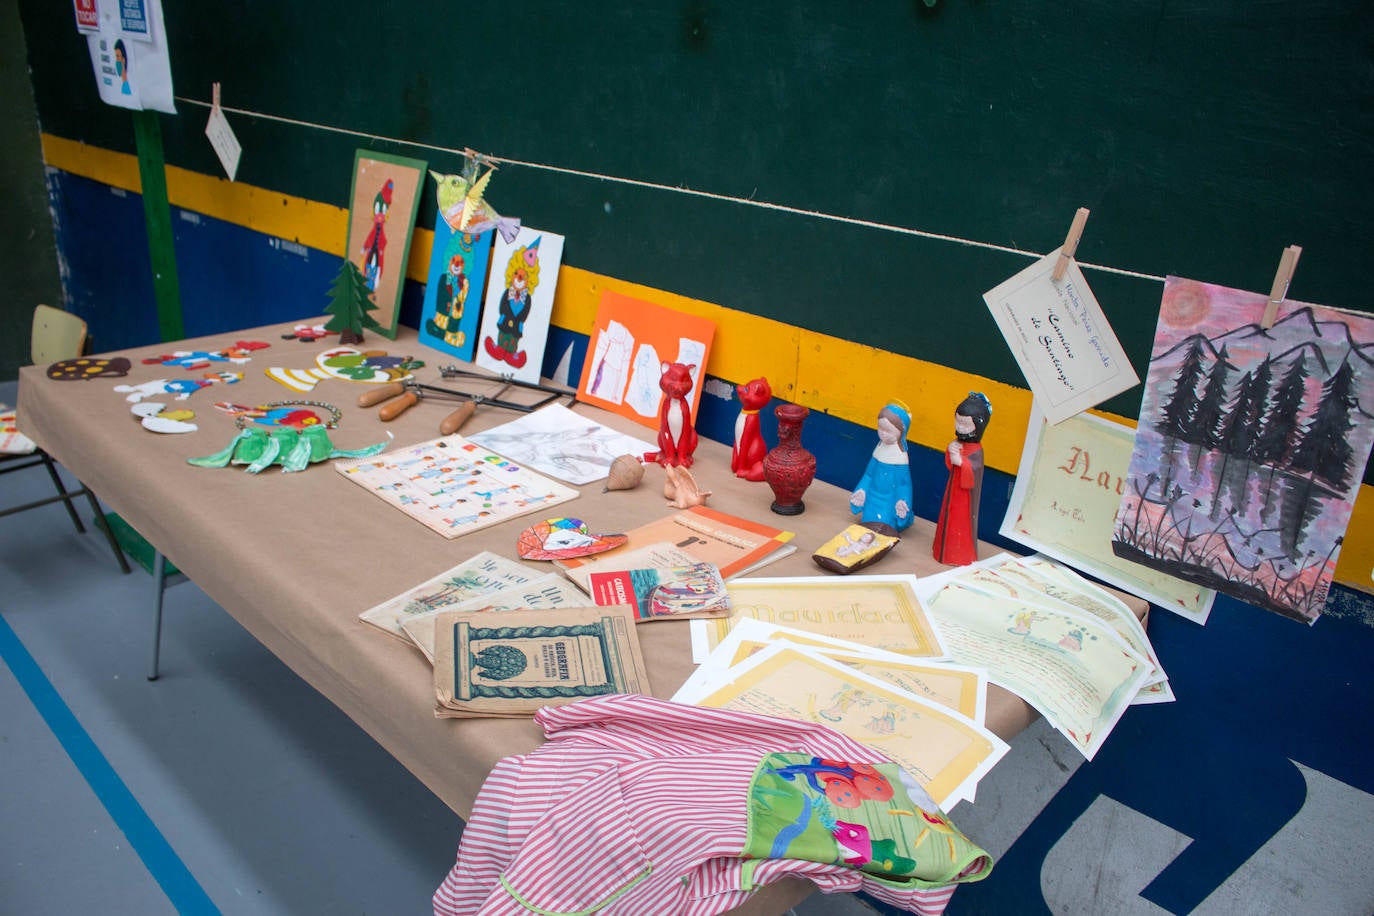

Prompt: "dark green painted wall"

[13,1,1374,414]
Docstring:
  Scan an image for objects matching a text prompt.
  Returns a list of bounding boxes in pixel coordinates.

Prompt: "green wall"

[13,1,1373,413]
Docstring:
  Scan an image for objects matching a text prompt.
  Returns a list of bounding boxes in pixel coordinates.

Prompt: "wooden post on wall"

[131,110,184,342]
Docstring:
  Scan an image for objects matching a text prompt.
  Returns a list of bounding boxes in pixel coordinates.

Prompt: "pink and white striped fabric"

[432,694,990,916]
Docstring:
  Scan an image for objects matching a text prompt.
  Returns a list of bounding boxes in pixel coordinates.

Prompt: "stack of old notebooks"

[431,604,651,719]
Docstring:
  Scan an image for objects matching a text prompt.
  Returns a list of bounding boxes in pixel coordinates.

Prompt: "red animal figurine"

[731,376,771,481]
[643,361,698,468]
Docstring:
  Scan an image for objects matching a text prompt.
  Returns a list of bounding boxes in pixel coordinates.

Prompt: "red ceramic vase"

[763,404,816,515]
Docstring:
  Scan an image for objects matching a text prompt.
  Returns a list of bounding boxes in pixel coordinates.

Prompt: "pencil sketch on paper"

[466,403,655,486]
[1112,277,1374,623]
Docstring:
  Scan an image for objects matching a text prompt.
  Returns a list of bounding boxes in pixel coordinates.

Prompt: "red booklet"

[587,562,731,622]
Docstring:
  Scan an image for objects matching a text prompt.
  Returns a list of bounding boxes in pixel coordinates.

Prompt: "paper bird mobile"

[430,154,522,243]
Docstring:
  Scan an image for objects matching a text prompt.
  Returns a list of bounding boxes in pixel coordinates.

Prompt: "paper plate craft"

[47,357,132,380]
[344,149,427,340]
[473,226,565,383]
[517,517,628,561]
[188,423,388,474]
[141,341,270,370]
[265,346,423,392]
[282,324,330,342]
[812,523,900,575]
[117,373,240,402]
[214,400,341,429]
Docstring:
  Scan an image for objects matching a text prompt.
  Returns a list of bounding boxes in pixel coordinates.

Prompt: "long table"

[18,320,1145,914]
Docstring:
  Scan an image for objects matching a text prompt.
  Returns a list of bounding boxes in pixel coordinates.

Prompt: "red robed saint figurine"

[933,392,992,566]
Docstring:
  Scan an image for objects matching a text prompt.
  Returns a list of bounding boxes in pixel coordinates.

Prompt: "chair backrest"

[31,304,88,365]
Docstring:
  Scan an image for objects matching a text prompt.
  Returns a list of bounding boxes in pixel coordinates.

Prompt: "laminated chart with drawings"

[334,434,578,539]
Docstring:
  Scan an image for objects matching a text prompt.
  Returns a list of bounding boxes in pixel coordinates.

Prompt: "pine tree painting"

[1112,276,1374,623]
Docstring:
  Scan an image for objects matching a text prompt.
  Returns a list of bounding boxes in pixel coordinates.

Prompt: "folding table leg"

[149,550,168,681]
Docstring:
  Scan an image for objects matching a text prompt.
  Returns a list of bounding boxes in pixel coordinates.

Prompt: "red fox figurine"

[731,376,771,481]
[643,362,698,468]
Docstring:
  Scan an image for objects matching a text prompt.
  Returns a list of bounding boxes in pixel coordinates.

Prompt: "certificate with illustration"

[689,644,1007,808]
[923,581,1150,760]
[691,575,947,663]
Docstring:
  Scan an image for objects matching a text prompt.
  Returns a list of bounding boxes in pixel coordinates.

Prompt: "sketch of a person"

[426,250,469,347]
[114,40,132,95]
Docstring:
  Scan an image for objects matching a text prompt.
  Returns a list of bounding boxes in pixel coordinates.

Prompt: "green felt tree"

[323,258,385,344]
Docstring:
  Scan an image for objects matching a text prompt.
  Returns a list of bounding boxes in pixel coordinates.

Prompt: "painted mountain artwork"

[1113,276,1374,623]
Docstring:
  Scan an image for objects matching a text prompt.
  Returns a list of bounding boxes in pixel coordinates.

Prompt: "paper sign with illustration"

[686,644,1008,808]
[1002,403,1215,623]
[419,216,494,362]
[344,150,427,339]
[466,402,655,486]
[1112,276,1374,624]
[576,291,717,430]
[984,249,1139,425]
[473,227,564,383]
[401,573,592,662]
[83,0,176,113]
[922,580,1151,761]
[693,575,947,663]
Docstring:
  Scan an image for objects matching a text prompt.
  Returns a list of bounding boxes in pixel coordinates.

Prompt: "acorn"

[603,454,645,492]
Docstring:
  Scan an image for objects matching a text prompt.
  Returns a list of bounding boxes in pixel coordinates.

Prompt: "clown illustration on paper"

[474,227,564,383]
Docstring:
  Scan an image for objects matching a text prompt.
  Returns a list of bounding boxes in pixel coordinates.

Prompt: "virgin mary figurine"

[849,400,914,537]
[933,392,992,565]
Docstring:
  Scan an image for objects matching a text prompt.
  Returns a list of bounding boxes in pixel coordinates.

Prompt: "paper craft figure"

[323,258,385,344]
[732,377,772,481]
[265,346,422,392]
[281,324,329,342]
[189,425,388,474]
[214,402,337,429]
[141,342,269,370]
[933,392,993,565]
[431,156,521,242]
[1112,276,1374,623]
[344,150,426,339]
[516,518,627,561]
[130,402,197,433]
[850,400,915,536]
[476,227,565,381]
[419,206,494,361]
[644,362,700,468]
[47,357,131,380]
[117,374,240,402]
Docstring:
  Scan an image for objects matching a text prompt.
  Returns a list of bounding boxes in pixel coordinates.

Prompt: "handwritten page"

[983,250,1138,425]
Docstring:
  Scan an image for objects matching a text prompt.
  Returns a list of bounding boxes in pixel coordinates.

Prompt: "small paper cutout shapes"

[141,341,270,370]
[116,373,241,402]
[517,517,628,561]
[131,402,198,433]
[265,346,424,392]
[282,324,330,342]
[214,402,334,429]
[47,357,132,380]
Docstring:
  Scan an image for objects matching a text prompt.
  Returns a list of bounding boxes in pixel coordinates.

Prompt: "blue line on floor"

[0,612,220,915]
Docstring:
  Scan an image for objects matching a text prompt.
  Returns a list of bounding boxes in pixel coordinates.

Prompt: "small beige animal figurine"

[663,464,712,509]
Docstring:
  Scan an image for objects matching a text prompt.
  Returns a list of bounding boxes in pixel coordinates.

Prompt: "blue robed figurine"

[849,399,914,537]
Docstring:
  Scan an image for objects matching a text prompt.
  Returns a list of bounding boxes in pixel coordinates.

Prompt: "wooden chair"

[0,305,131,574]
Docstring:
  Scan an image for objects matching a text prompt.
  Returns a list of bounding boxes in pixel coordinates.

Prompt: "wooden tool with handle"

[439,401,477,435]
[378,390,420,421]
[356,381,407,408]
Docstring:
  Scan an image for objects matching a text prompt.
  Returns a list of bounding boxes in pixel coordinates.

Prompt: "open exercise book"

[556,505,796,582]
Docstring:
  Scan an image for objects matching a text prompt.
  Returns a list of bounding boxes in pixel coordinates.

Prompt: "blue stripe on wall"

[0,612,220,915]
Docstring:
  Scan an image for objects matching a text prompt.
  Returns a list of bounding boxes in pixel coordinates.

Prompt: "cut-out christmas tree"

[323,258,385,344]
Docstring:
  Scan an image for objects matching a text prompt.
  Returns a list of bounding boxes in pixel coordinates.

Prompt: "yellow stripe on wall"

[40,132,1374,591]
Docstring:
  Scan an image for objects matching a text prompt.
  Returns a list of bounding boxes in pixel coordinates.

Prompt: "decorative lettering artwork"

[344,149,427,340]
[1112,276,1374,624]
[983,250,1139,425]
[1002,404,1215,623]
[333,434,578,540]
[473,226,565,383]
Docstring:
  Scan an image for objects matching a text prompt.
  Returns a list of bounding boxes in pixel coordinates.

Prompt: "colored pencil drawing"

[343,150,427,340]
[1112,277,1374,623]
[419,218,494,361]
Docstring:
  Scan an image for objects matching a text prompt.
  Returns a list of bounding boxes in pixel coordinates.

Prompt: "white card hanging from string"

[204,82,242,182]
[982,208,1139,425]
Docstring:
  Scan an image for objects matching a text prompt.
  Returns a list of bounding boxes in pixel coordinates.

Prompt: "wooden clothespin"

[1052,207,1091,282]
[1261,245,1302,329]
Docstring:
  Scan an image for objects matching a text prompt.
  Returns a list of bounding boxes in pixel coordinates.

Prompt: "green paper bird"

[431,166,495,234]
